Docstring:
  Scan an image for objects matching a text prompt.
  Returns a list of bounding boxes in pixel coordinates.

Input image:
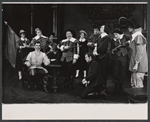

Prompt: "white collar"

[131,31,143,42]
[79,38,86,42]
[21,37,27,41]
[62,37,76,42]
[101,32,108,38]
[34,35,47,40]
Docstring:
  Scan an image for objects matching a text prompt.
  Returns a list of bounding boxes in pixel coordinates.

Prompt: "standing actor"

[87,26,100,53]
[93,25,110,90]
[59,30,79,90]
[127,21,148,88]
[75,30,88,78]
[29,28,49,53]
[16,30,30,80]
[111,28,130,93]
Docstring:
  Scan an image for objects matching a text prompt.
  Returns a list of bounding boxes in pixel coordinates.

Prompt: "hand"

[64,46,70,49]
[82,79,86,84]
[133,64,138,72]
[72,59,77,64]
[25,62,31,67]
[93,51,98,56]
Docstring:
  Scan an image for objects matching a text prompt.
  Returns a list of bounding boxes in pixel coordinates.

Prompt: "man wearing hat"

[29,28,49,53]
[59,30,79,90]
[16,29,30,81]
[110,28,131,93]
[75,30,88,78]
[127,19,148,88]
[87,26,100,53]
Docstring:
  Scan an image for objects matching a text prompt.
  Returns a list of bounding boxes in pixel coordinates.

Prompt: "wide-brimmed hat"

[113,28,123,34]
[79,30,87,37]
[119,17,141,29]
[19,29,26,35]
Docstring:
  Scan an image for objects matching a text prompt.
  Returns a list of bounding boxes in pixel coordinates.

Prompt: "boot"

[62,77,69,88]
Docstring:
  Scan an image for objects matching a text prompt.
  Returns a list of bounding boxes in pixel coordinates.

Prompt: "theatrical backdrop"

[2,3,148,103]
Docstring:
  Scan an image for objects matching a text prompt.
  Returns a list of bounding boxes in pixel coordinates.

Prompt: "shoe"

[75,76,79,79]
[43,87,49,93]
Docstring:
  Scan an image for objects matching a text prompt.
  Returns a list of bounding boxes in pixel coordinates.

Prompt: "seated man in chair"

[25,41,50,92]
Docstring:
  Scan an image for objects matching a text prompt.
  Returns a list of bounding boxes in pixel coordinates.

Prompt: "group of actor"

[15,17,148,98]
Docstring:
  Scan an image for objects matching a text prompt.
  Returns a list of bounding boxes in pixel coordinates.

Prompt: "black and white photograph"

[1,1,148,120]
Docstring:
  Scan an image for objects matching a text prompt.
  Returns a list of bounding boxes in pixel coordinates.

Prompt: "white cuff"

[74,54,79,59]
[60,46,64,51]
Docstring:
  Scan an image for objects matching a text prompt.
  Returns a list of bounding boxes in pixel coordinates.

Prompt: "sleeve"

[97,37,109,54]
[85,41,88,53]
[16,39,21,49]
[73,40,79,59]
[122,34,131,46]
[29,38,35,48]
[135,35,147,45]
[43,53,50,66]
[26,39,30,45]
[85,62,99,81]
[134,36,146,62]
[25,52,31,66]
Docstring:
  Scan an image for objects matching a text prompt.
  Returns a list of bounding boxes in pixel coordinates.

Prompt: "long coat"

[16,38,30,71]
[85,60,104,87]
[129,32,148,73]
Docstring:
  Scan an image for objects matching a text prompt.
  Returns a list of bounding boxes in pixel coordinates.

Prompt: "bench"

[123,88,147,103]
[123,74,148,103]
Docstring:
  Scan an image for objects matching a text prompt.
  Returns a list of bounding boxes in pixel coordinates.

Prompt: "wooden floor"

[2,58,146,104]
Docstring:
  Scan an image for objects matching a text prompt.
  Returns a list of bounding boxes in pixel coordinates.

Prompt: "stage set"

[2,3,148,103]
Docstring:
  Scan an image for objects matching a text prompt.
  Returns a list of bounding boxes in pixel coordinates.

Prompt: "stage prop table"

[47,59,61,92]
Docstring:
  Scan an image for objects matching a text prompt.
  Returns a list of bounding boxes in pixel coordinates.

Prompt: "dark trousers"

[96,56,108,83]
[62,59,75,87]
[112,56,127,84]
[81,85,103,98]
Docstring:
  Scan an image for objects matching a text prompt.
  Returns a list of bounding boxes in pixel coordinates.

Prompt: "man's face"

[21,33,25,38]
[113,33,120,39]
[36,30,42,37]
[100,25,105,33]
[128,27,133,33]
[66,31,72,39]
[34,43,41,50]
[94,29,99,35]
[85,55,91,63]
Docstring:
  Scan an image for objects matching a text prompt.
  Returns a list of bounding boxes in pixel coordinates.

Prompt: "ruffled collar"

[34,35,47,40]
[101,32,108,38]
[79,38,86,42]
[62,37,76,42]
[21,37,27,41]
[131,31,143,42]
